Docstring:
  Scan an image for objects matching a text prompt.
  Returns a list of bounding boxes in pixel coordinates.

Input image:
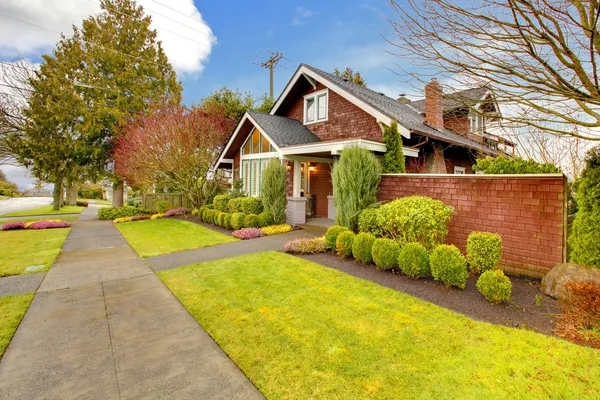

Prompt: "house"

[214,64,514,225]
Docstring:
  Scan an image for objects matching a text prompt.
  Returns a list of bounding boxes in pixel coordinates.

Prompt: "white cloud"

[0,0,216,75]
[291,6,313,25]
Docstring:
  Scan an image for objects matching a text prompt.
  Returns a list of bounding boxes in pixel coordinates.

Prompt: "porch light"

[309,166,316,172]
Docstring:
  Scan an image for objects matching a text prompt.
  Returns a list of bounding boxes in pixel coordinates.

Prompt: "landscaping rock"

[541,263,600,300]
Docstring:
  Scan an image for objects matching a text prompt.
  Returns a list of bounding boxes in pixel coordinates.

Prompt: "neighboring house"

[215,64,515,224]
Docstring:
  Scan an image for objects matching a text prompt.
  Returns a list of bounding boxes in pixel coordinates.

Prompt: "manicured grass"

[116,219,238,258]
[0,205,84,217]
[0,216,79,224]
[0,293,34,359]
[159,251,600,400]
[77,198,111,205]
[0,228,71,277]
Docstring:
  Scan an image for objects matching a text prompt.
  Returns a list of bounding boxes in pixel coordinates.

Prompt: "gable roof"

[246,110,320,148]
[409,86,491,114]
[293,64,497,154]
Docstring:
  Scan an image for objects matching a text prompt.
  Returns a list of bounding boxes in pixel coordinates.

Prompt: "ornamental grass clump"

[325,225,350,250]
[476,269,512,304]
[232,228,265,240]
[332,145,381,231]
[352,232,376,264]
[283,237,327,254]
[230,213,245,230]
[261,224,293,236]
[377,196,454,250]
[358,207,381,237]
[336,231,356,258]
[430,244,468,289]
[261,159,287,224]
[371,238,401,270]
[398,242,430,279]
[467,231,503,273]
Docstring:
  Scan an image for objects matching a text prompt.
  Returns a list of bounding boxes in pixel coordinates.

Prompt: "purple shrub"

[130,215,151,221]
[232,228,265,240]
[28,220,70,230]
[1,222,26,231]
[164,207,190,217]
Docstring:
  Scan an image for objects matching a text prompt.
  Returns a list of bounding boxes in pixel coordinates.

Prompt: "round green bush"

[257,211,274,228]
[223,213,232,230]
[358,208,381,237]
[476,269,512,304]
[213,194,231,212]
[467,231,502,273]
[231,213,245,230]
[325,225,350,250]
[217,212,227,227]
[398,242,430,279]
[430,244,468,289]
[371,238,401,270]
[212,210,220,225]
[227,198,244,213]
[376,196,454,250]
[352,232,376,264]
[336,231,356,258]
[241,197,263,215]
[244,214,260,228]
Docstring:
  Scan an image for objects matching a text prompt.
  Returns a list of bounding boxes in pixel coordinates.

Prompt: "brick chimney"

[425,78,444,130]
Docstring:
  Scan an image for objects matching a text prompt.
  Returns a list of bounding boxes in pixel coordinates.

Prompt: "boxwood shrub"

[213,194,231,212]
[358,208,381,237]
[377,196,454,250]
[467,231,503,273]
[476,269,512,303]
[242,197,263,215]
[398,242,430,279]
[325,225,350,250]
[98,206,153,220]
[257,211,274,228]
[244,213,260,228]
[223,213,232,230]
[231,213,245,230]
[352,232,376,264]
[430,244,468,289]
[227,198,244,213]
[336,231,356,258]
[372,238,400,270]
[217,212,227,227]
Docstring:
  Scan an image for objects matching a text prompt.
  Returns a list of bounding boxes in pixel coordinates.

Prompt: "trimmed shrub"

[191,209,198,216]
[569,212,600,268]
[1,222,26,230]
[223,213,232,230]
[430,245,468,289]
[261,159,287,224]
[336,231,356,258]
[231,213,245,230]
[165,207,189,217]
[467,231,503,273]
[476,270,512,304]
[398,242,429,279]
[98,206,153,220]
[242,197,263,214]
[377,196,454,250]
[473,155,561,174]
[325,225,350,250]
[257,211,274,228]
[232,228,265,240]
[217,212,227,227]
[205,204,215,210]
[332,146,381,231]
[284,237,327,254]
[372,238,401,270]
[244,214,260,228]
[76,200,89,207]
[358,207,381,237]
[213,194,230,212]
[352,232,376,264]
[212,210,220,225]
[227,198,244,213]
[261,224,293,236]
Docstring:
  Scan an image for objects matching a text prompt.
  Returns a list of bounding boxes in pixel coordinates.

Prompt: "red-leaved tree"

[114,104,235,208]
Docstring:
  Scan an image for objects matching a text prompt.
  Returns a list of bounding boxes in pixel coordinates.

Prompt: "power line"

[147,0,206,24]
[254,51,287,99]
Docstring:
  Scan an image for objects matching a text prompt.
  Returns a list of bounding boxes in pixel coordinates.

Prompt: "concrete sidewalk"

[0,207,263,400]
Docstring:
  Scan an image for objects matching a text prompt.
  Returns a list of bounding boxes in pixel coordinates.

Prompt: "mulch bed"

[297,252,560,337]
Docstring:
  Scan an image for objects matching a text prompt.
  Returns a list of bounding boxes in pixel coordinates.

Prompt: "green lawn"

[0,205,84,217]
[116,219,238,258]
[0,216,79,224]
[159,251,600,400]
[0,293,34,359]
[1,228,71,277]
[77,198,111,205]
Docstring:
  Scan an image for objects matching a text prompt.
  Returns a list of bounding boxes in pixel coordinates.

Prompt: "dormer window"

[469,111,484,135]
[304,89,328,124]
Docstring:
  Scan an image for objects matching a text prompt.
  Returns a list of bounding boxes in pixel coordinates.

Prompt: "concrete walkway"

[0,207,263,400]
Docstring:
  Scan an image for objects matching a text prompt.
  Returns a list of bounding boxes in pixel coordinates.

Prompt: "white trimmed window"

[304,89,328,124]
[454,166,466,174]
[241,157,278,196]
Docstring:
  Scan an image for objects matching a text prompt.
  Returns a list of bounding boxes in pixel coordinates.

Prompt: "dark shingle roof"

[247,110,321,148]
[409,86,490,114]
[301,64,496,154]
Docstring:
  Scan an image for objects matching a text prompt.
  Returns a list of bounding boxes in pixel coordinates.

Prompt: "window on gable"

[242,129,274,155]
[304,90,328,124]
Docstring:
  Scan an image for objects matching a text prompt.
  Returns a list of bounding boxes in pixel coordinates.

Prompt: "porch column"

[327,195,336,220]
[287,159,306,225]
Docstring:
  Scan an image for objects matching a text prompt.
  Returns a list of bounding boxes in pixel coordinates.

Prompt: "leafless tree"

[387,0,600,140]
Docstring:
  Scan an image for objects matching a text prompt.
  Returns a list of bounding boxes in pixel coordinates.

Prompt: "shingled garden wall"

[377,174,568,278]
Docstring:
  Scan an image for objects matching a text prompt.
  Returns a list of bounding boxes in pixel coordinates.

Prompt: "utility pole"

[254,51,285,100]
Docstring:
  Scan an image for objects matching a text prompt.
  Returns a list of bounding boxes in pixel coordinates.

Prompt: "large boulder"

[541,263,600,300]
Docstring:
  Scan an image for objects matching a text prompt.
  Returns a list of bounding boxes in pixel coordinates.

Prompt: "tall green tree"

[334,67,367,87]
[201,88,274,129]
[382,121,405,173]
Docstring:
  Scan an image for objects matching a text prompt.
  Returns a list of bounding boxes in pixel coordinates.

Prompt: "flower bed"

[1,220,70,231]
[232,228,265,240]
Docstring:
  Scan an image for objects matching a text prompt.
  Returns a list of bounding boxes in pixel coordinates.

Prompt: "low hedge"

[241,197,263,215]
[398,242,429,279]
[244,214,260,228]
[372,238,400,270]
[325,225,350,250]
[467,232,502,273]
[76,200,88,207]
[352,232,376,264]
[476,269,512,304]
[430,244,468,289]
[336,231,356,258]
[228,198,244,213]
[223,213,233,230]
[217,212,227,227]
[98,206,153,220]
[213,194,231,212]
